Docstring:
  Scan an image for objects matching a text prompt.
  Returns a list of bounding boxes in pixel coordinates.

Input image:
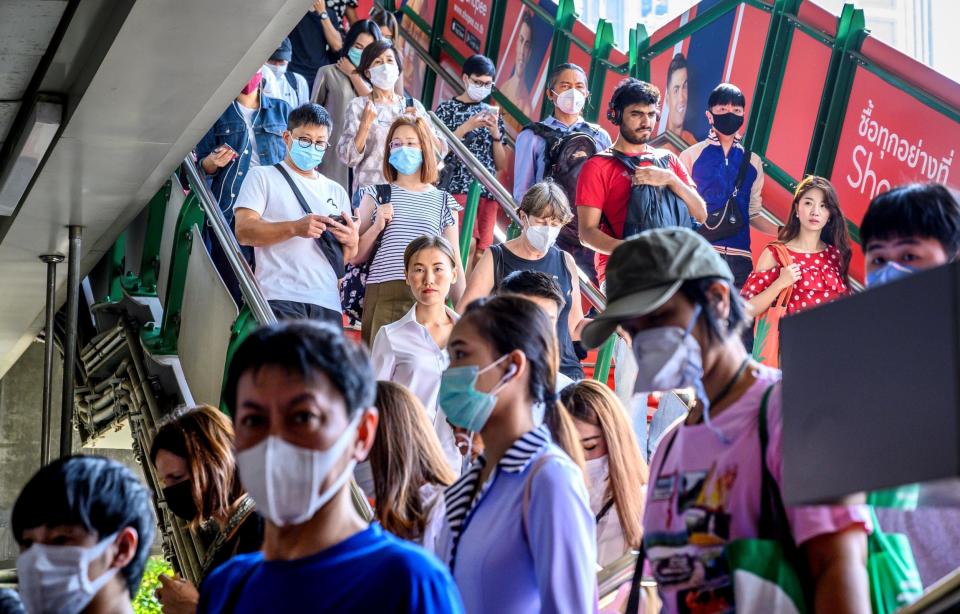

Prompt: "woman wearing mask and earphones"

[580,228,871,614]
[311,19,383,189]
[437,295,597,613]
[337,40,447,196]
[354,116,466,345]
[458,181,589,382]
[560,380,648,568]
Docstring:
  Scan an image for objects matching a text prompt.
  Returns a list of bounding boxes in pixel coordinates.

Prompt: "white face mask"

[524,224,561,253]
[236,414,361,527]
[465,81,492,102]
[369,63,400,90]
[554,88,587,115]
[265,62,287,78]
[584,455,609,512]
[17,533,120,614]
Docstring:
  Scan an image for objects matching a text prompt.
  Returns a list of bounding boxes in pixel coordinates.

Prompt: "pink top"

[740,245,848,315]
[643,365,870,613]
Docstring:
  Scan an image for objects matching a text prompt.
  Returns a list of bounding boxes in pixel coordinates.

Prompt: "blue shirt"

[512,116,612,202]
[439,424,598,614]
[198,523,464,614]
[679,132,764,252]
[195,94,290,220]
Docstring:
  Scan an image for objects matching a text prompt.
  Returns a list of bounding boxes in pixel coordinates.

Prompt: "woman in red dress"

[741,175,852,316]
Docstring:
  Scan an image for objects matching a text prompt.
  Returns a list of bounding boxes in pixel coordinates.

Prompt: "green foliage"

[133,556,173,614]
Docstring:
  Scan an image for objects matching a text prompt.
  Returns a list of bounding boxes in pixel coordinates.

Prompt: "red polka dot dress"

[740,245,848,315]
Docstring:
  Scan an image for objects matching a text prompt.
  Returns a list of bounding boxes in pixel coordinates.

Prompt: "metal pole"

[39,254,63,465]
[60,226,81,457]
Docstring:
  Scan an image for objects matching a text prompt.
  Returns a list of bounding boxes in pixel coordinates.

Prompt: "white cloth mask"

[17,533,120,614]
[369,63,400,91]
[554,88,587,115]
[584,455,610,513]
[236,414,361,527]
[632,304,704,395]
[524,224,561,253]
[466,83,492,102]
[265,62,287,78]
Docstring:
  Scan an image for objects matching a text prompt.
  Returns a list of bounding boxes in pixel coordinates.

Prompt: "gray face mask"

[632,304,730,444]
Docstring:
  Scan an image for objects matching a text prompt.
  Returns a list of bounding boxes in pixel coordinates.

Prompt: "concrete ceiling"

[0,1,67,148]
[0,0,314,377]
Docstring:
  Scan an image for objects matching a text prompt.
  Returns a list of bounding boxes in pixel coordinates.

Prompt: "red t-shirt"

[576,146,695,281]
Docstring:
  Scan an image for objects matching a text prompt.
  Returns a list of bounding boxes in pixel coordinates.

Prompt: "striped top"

[438,423,598,613]
[362,184,457,285]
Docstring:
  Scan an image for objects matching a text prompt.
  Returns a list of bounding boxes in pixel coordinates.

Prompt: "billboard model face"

[496,0,557,134]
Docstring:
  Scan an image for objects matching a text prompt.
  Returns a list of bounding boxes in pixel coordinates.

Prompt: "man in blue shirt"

[678,83,778,289]
[512,63,612,202]
[199,320,464,614]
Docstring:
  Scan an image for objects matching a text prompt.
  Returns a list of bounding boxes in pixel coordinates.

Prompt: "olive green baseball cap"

[581,227,735,348]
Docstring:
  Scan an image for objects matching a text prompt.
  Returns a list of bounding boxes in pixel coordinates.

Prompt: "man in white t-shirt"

[235,103,359,325]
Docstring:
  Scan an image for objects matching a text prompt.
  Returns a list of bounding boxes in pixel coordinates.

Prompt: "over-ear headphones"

[607,91,623,126]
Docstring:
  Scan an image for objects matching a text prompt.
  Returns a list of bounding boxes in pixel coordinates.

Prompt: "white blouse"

[418,483,447,557]
[371,305,460,473]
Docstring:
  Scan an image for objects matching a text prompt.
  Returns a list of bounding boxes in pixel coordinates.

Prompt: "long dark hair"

[340,19,382,60]
[461,295,585,470]
[778,176,852,279]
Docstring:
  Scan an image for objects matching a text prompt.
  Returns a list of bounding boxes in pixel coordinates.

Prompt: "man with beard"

[576,78,705,413]
[576,78,705,285]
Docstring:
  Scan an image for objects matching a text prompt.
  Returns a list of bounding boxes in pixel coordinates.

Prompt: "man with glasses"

[234,103,359,325]
[435,54,507,272]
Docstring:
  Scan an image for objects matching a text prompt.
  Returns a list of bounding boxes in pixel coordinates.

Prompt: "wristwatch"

[319,11,329,19]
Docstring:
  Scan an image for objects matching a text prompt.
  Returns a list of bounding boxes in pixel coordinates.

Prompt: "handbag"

[866,507,923,614]
[698,147,753,243]
[340,184,391,324]
[752,243,793,368]
[273,164,346,276]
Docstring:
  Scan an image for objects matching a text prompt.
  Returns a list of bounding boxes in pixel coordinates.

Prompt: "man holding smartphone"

[234,104,359,325]
[435,54,507,273]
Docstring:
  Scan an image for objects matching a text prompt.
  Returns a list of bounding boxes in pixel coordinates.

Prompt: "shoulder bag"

[698,148,753,243]
[273,163,346,277]
[752,243,793,368]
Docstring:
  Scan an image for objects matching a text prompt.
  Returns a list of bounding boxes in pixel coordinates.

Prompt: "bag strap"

[521,452,558,542]
[404,96,414,110]
[595,498,616,524]
[758,385,800,552]
[274,163,314,217]
[731,147,753,199]
[768,243,795,308]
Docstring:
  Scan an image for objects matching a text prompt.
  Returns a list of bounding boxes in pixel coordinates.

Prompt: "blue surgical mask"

[439,356,514,432]
[348,47,363,67]
[288,138,325,171]
[389,146,423,175]
[866,261,917,287]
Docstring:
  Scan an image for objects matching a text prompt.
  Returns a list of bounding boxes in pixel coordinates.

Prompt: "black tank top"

[491,243,584,380]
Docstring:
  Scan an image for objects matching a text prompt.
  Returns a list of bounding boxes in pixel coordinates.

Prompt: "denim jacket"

[195,94,290,220]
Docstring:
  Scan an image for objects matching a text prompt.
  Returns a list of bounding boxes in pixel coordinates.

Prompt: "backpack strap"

[373,183,392,205]
[404,96,415,110]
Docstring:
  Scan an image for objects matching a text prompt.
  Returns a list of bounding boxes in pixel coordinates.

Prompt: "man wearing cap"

[581,228,871,614]
[263,38,310,109]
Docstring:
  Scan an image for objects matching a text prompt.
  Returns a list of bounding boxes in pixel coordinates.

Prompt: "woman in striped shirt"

[354,115,466,345]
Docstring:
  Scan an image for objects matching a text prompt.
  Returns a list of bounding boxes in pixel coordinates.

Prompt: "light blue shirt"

[512,116,613,202]
[439,424,599,614]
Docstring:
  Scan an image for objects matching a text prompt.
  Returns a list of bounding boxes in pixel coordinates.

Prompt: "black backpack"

[522,122,603,255]
[603,149,697,239]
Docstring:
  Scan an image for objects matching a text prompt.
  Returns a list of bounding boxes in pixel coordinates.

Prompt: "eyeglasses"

[296,137,329,151]
[389,139,421,150]
[465,76,494,88]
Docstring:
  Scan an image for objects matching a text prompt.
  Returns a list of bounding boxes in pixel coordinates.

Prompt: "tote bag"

[752,243,793,367]
[866,507,923,613]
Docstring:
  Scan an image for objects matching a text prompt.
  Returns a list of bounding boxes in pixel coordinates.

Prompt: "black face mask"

[162,480,198,521]
[711,112,744,136]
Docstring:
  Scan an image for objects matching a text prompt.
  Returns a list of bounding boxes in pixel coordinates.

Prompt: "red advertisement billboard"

[442,0,493,59]
[400,0,436,99]
[831,67,959,235]
[647,1,771,155]
[495,0,557,134]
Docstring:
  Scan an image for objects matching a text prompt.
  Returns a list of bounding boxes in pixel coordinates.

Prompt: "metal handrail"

[426,112,607,311]
[180,156,375,520]
[180,157,276,325]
